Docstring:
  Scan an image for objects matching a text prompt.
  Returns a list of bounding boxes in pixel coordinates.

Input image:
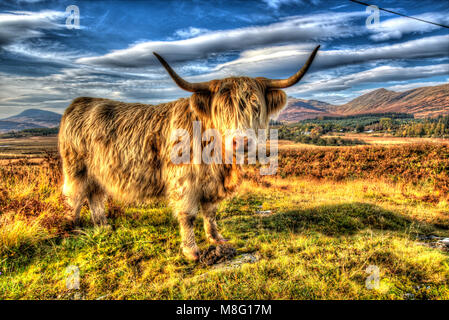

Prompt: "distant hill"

[2,84,449,130]
[0,120,44,133]
[335,84,449,118]
[276,98,339,122]
[4,109,62,127]
[278,84,449,122]
[0,109,61,133]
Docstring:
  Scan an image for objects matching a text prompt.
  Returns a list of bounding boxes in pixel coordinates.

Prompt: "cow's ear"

[190,92,212,118]
[266,90,287,116]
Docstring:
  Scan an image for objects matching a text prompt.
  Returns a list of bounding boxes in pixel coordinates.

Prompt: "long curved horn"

[153,52,210,92]
[265,45,320,89]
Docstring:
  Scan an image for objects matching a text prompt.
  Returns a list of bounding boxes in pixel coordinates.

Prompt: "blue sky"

[0,0,448,118]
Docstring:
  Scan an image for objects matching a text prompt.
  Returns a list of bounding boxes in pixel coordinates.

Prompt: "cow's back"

[59,97,180,202]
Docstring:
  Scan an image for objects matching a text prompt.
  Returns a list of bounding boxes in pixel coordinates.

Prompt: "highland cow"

[58,46,320,260]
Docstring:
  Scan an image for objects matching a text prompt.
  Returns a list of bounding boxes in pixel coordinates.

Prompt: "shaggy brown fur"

[59,76,287,260]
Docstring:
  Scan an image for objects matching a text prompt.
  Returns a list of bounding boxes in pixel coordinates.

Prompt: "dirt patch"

[199,244,237,266]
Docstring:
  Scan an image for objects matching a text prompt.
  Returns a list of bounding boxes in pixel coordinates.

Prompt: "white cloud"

[262,0,320,9]
[75,10,449,75]
[5,41,84,64]
[263,0,302,9]
[0,10,65,47]
[173,27,210,39]
[13,0,47,3]
[286,64,449,96]
[369,13,449,42]
[2,60,446,118]
[2,8,448,116]
[0,66,186,118]
[384,81,449,92]
[206,35,449,78]
[76,11,365,68]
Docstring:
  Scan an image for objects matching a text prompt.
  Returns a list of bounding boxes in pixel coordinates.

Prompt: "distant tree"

[356,124,365,133]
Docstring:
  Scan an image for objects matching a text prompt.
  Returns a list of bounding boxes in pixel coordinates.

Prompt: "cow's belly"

[86,144,166,202]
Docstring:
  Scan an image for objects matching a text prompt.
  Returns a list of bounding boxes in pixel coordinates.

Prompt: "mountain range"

[277,83,449,122]
[0,83,448,132]
[0,109,61,133]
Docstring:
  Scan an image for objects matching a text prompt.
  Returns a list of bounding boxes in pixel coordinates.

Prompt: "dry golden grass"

[0,137,448,299]
[323,133,449,146]
[0,135,58,159]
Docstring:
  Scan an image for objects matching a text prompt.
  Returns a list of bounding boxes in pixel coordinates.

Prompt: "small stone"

[256,210,272,215]
[417,234,443,241]
[212,253,260,271]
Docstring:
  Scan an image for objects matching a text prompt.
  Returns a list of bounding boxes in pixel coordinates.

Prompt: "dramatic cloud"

[76,11,365,68]
[173,27,210,39]
[1,1,448,114]
[264,0,302,9]
[0,67,186,118]
[263,0,321,9]
[385,80,449,92]
[0,10,65,47]
[208,35,449,78]
[368,13,449,41]
[75,10,449,73]
[286,64,449,95]
[13,0,47,3]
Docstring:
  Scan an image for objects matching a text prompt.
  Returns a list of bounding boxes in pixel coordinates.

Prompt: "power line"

[349,0,449,29]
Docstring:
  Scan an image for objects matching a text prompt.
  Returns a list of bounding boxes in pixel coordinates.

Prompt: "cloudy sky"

[0,0,448,118]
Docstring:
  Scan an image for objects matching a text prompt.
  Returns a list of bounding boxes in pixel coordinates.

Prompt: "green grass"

[1,174,448,300]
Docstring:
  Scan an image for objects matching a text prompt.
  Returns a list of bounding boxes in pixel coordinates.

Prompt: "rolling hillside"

[276,98,338,122]
[336,84,449,118]
[0,109,61,133]
[2,84,449,129]
[278,84,449,122]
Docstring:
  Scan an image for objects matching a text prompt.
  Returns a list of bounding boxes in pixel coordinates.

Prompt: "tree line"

[273,113,449,145]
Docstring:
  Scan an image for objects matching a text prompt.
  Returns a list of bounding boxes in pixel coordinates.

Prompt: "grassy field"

[323,133,449,146]
[0,136,58,160]
[0,135,448,299]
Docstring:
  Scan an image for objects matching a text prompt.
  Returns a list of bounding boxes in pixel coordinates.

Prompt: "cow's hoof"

[96,223,111,231]
[93,217,109,227]
[65,217,80,229]
[182,246,200,261]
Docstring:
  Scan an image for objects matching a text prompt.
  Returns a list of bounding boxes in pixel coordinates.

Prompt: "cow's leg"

[66,189,84,226]
[169,191,200,260]
[201,202,227,244]
[167,169,201,261]
[87,182,107,226]
[177,210,199,260]
[62,164,87,226]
